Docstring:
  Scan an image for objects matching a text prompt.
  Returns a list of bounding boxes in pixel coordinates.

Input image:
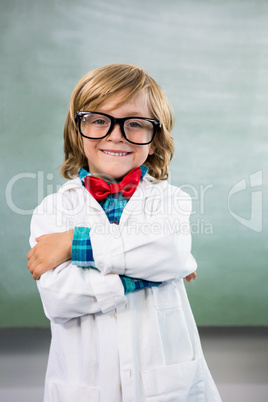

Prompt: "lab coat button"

[114,309,117,318]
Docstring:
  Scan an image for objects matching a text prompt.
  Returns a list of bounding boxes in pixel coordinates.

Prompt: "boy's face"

[82,91,155,181]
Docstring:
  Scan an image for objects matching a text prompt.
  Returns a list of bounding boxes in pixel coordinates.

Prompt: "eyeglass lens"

[80,113,154,144]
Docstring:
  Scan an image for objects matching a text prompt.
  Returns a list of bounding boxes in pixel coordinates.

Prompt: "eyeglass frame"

[76,111,161,145]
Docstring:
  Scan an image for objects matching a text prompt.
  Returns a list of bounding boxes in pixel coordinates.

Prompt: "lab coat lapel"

[60,175,156,226]
[59,177,106,214]
[119,177,154,226]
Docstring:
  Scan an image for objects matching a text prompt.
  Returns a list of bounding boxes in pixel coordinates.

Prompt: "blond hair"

[61,63,174,180]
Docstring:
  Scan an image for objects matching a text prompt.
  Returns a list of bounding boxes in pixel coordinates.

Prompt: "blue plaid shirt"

[72,165,162,295]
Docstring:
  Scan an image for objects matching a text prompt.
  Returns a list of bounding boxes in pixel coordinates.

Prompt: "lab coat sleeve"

[29,192,127,324]
[90,188,197,282]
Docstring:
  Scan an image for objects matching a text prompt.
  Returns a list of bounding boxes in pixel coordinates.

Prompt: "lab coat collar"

[58,173,166,220]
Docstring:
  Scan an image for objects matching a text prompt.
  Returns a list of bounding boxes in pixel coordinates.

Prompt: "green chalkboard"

[0,0,267,327]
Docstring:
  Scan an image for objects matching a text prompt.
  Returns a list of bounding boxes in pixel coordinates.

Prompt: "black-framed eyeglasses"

[76,111,161,145]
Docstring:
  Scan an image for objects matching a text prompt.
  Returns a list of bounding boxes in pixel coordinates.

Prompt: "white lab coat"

[29,173,221,402]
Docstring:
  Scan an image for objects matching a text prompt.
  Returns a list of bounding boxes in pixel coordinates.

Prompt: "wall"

[0,0,267,327]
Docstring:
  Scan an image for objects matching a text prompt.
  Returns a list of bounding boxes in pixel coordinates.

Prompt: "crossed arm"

[27,191,197,323]
[27,230,197,283]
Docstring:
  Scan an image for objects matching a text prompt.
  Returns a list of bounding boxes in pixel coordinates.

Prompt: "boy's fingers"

[36,235,46,242]
[27,257,36,273]
[27,253,41,274]
[28,261,42,280]
[27,248,33,260]
[30,268,39,280]
[32,268,41,281]
[27,256,34,270]
[183,272,197,282]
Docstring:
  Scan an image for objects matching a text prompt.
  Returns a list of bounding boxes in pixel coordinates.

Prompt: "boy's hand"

[27,230,74,280]
[183,272,197,283]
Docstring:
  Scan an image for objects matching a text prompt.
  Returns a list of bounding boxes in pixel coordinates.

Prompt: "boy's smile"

[82,91,154,181]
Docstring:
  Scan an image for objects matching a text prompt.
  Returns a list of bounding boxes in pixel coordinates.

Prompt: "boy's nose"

[107,123,125,142]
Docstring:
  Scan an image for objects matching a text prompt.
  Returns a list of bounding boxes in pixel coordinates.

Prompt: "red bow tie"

[84,167,141,201]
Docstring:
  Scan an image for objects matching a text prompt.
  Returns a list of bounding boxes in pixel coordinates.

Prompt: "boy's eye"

[126,120,143,129]
[81,114,110,126]
[92,119,108,125]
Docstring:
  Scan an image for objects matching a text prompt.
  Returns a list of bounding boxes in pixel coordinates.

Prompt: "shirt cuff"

[72,226,94,267]
[120,276,162,295]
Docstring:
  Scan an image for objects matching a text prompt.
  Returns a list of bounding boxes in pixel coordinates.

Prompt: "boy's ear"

[148,144,155,155]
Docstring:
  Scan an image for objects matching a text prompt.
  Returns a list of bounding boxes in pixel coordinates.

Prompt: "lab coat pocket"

[152,282,182,309]
[141,358,205,402]
[47,381,100,402]
[152,282,193,364]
